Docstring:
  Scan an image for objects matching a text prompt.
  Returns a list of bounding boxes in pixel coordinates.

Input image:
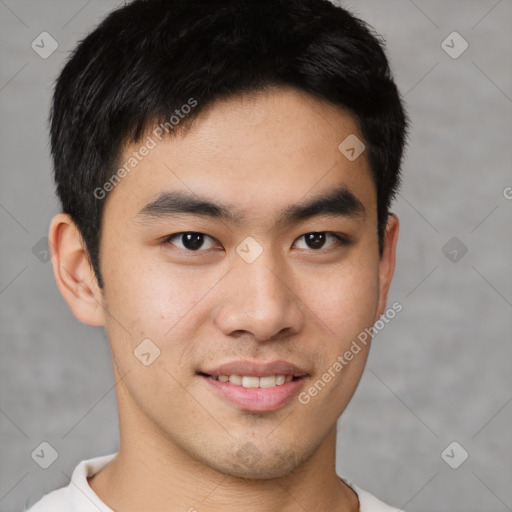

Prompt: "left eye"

[294,232,347,250]
[163,232,347,252]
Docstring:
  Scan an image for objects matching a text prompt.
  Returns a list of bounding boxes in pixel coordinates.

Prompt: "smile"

[198,373,308,412]
[206,374,296,388]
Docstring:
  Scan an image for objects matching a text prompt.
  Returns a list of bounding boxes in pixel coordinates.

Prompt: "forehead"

[104,87,376,226]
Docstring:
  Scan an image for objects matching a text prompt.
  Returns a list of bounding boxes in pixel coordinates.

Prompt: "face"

[88,87,397,478]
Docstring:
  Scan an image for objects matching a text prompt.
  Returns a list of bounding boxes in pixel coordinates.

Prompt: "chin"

[202,446,303,480]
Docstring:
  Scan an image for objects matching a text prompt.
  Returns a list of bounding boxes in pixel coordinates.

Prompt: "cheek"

[101,241,202,337]
[296,258,380,347]
[99,247,204,407]
[293,260,379,416]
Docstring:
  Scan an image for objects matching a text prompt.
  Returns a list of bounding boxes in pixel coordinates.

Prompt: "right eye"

[162,232,219,252]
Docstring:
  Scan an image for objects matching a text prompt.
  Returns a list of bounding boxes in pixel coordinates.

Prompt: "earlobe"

[48,213,105,326]
[375,213,400,321]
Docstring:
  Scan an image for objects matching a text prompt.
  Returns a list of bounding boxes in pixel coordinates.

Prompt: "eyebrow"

[134,185,366,228]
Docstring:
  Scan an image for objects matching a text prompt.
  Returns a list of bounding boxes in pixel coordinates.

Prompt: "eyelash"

[161,231,351,253]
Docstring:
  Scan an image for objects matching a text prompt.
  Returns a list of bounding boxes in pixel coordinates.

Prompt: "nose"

[213,252,305,342]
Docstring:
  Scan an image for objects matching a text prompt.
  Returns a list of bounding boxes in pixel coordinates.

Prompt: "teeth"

[213,374,297,388]
[228,375,242,385]
[259,376,276,388]
[275,375,286,385]
[242,376,260,388]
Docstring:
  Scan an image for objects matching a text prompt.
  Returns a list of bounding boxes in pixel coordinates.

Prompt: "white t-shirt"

[25,453,405,511]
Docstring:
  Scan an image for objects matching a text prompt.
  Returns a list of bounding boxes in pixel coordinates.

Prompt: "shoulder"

[25,485,73,511]
[341,476,406,512]
[25,453,117,512]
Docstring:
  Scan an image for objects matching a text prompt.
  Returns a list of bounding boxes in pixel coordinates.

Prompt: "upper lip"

[199,360,310,378]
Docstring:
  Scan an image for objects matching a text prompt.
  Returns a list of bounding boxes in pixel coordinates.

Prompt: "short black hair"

[50,0,409,289]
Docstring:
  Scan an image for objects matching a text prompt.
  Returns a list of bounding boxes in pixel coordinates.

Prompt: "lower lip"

[200,375,307,412]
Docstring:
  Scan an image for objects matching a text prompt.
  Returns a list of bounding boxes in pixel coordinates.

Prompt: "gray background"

[1,1,511,511]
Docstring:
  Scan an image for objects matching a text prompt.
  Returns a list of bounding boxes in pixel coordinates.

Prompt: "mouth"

[199,372,305,388]
[197,372,309,412]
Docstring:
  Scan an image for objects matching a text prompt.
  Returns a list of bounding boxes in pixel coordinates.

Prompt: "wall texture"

[0,1,511,511]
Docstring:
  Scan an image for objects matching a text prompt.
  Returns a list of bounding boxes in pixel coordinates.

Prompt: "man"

[28,0,409,510]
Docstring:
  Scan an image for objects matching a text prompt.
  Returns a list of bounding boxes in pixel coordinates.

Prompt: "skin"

[49,86,399,512]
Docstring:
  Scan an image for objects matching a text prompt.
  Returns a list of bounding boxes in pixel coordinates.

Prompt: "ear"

[48,213,105,326]
[375,213,400,321]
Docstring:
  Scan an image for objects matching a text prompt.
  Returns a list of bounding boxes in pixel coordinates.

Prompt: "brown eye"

[164,232,217,251]
[294,232,347,251]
